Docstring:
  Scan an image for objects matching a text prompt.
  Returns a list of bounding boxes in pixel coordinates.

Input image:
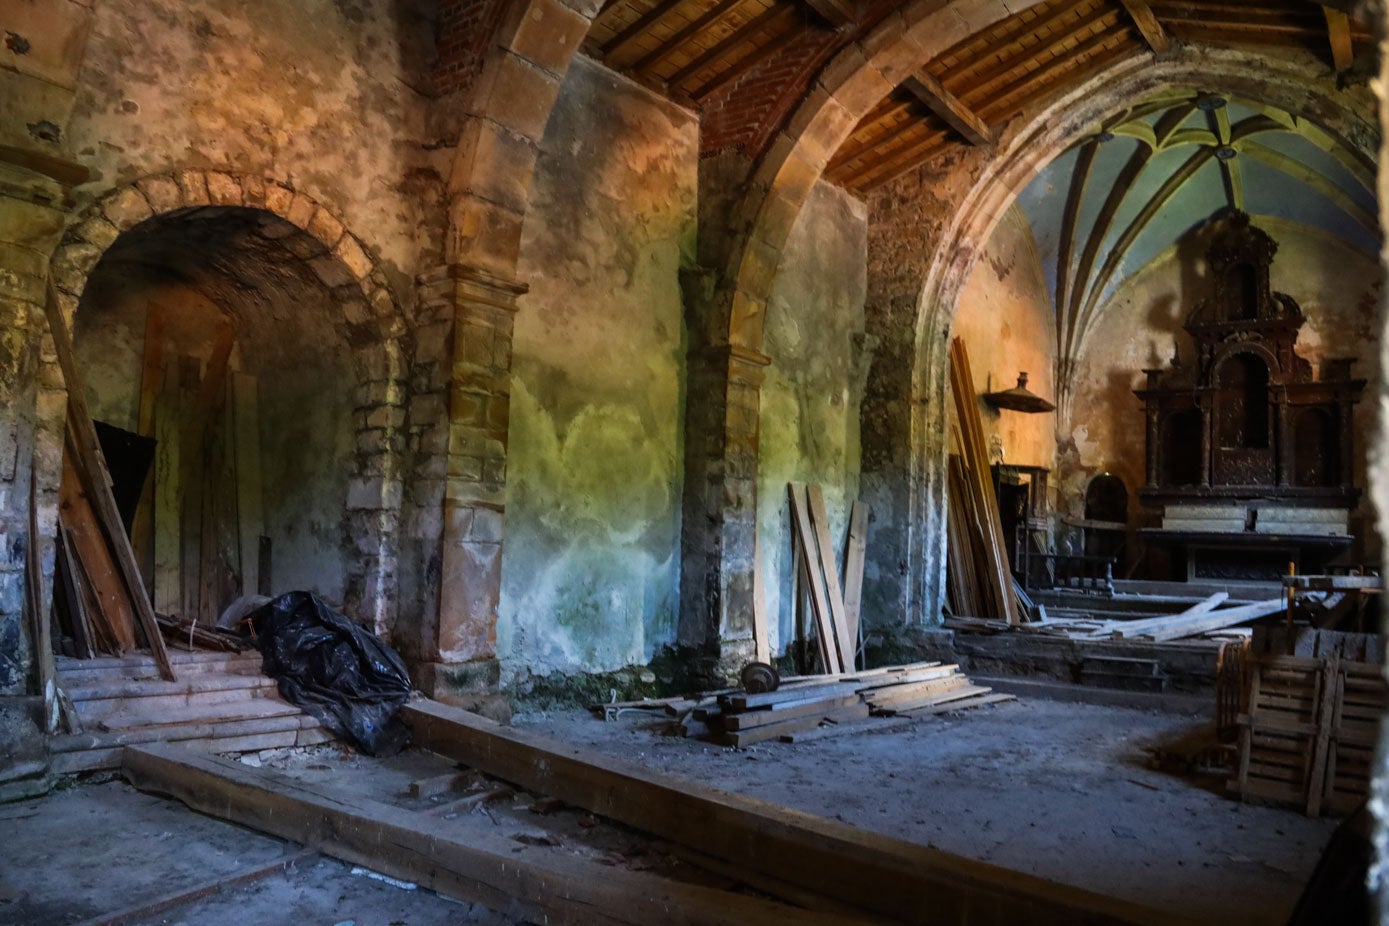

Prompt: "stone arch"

[445,0,599,280]
[893,48,1378,622]
[43,171,408,636]
[719,0,1032,353]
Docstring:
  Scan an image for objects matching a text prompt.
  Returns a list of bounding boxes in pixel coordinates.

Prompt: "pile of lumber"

[786,483,865,674]
[945,338,1020,625]
[683,662,1013,746]
[945,592,1285,644]
[1232,651,1385,817]
[44,284,175,682]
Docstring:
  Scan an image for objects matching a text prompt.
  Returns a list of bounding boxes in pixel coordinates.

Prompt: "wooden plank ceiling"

[584,0,1373,193]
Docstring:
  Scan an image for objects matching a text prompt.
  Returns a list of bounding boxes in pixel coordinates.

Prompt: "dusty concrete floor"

[0,696,1342,926]
[514,696,1339,926]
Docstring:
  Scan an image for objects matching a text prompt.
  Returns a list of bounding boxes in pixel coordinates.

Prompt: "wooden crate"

[1233,652,1386,816]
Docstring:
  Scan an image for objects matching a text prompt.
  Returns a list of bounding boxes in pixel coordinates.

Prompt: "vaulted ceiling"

[1015,89,1379,378]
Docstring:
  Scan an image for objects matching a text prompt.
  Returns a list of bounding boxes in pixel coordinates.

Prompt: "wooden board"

[403,700,1177,926]
[842,501,868,651]
[122,743,864,926]
[129,300,165,573]
[43,282,173,680]
[712,703,872,747]
[25,469,57,732]
[948,338,1019,626]
[788,484,841,673]
[59,445,137,653]
[806,485,854,672]
[153,362,183,615]
[751,522,769,663]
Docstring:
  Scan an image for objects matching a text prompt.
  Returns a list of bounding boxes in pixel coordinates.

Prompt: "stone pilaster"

[678,341,770,682]
[414,264,525,698]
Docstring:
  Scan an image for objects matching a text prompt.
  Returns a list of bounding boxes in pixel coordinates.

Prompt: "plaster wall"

[60,0,444,289]
[497,56,696,681]
[1064,218,1383,561]
[951,205,1057,470]
[72,267,356,609]
[756,181,870,654]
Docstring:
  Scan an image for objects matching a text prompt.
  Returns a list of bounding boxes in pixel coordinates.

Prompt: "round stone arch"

[896,47,1378,621]
[43,170,409,636]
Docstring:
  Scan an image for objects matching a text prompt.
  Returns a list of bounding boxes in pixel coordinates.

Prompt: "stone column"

[678,341,770,682]
[415,264,525,699]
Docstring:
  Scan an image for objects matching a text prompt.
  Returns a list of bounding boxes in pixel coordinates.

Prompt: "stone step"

[51,718,335,774]
[1080,655,1162,678]
[63,669,274,704]
[68,676,282,727]
[55,650,260,684]
[78,693,304,732]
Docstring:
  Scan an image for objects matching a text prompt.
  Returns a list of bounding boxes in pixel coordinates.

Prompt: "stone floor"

[0,694,1344,926]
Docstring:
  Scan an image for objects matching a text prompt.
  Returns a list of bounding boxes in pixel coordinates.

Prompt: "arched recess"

[44,172,407,639]
[897,49,1377,623]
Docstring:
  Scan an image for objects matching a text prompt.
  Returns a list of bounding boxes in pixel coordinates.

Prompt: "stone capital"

[418,262,529,319]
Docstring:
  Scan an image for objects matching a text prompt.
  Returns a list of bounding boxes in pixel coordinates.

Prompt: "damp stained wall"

[1064,217,1383,560]
[951,205,1058,471]
[497,57,696,680]
[61,0,444,285]
[756,181,869,653]
[71,269,356,611]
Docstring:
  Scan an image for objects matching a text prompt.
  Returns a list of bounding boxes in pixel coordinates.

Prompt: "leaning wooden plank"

[807,485,855,672]
[231,372,264,599]
[153,362,183,615]
[1106,593,1229,636]
[842,501,868,657]
[53,530,95,659]
[129,300,165,571]
[44,283,174,681]
[788,484,842,673]
[122,743,861,926]
[948,339,1019,626]
[24,469,57,732]
[59,448,137,654]
[403,700,1176,926]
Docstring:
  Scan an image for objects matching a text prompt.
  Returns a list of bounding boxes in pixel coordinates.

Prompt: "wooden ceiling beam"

[1322,5,1354,70]
[840,127,949,188]
[602,0,695,57]
[829,106,934,170]
[952,6,1120,102]
[631,0,752,75]
[941,0,1096,86]
[1148,13,1323,34]
[901,72,991,145]
[1118,0,1169,52]
[666,4,792,87]
[797,0,856,28]
[971,24,1129,115]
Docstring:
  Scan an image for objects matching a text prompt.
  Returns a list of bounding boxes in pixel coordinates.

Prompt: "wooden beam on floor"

[402,700,1172,925]
[1118,0,1169,53]
[122,743,863,926]
[901,72,991,145]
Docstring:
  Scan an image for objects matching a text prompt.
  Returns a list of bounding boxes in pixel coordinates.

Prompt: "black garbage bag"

[246,591,413,756]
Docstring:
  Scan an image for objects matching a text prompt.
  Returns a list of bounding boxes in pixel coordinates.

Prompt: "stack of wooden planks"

[787,483,867,674]
[1232,651,1386,817]
[685,661,1013,746]
[945,338,1020,626]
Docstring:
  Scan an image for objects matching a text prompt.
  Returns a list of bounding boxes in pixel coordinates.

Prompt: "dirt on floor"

[514,695,1339,926]
[0,694,1342,926]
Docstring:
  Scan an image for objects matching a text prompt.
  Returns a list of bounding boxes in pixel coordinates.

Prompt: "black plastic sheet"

[246,591,413,756]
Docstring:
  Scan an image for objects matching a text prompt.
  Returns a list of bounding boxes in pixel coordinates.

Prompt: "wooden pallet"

[1232,652,1385,816]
